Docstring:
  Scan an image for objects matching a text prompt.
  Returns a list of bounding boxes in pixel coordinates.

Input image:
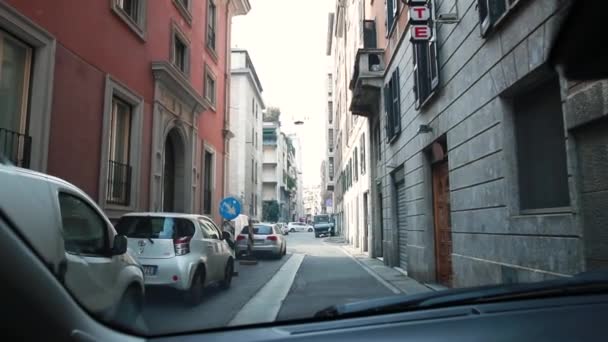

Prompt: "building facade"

[330,0,373,253]
[261,122,298,222]
[341,0,608,289]
[228,49,264,219]
[1,0,250,224]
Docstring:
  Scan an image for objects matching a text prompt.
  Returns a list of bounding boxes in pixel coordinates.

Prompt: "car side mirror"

[222,231,232,241]
[111,235,128,255]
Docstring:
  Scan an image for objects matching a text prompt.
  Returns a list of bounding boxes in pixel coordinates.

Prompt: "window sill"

[519,207,573,216]
[206,44,218,63]
[111,7,146,42]
[415,90,438,110]
[172,0,193,26]
[205,98,217,112]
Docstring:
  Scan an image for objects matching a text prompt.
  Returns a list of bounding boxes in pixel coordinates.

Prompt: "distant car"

[115,213,235,304]
[0,164,145,323]
[236,223,286,258]
[288,221,313,232]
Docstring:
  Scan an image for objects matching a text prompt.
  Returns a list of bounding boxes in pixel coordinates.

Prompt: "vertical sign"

[408,0,432,42]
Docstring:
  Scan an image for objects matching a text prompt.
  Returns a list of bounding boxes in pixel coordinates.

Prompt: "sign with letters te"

[408,1,432,42]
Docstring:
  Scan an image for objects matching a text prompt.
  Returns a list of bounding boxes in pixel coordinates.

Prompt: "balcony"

[349,48,385,117]
[0,128,31,168]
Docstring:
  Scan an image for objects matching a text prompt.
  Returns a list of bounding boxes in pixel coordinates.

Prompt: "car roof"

[0,164,81,192]
[121,212,213,220]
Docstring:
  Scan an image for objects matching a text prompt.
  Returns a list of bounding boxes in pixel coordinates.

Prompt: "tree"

[264,107,281,122]
[262,200,280,222]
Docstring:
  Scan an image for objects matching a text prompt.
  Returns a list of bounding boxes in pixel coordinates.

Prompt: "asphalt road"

[277,233,394,321]
[141,231,393,334]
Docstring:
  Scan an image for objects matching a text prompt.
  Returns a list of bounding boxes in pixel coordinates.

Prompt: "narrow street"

[142,232,395,334]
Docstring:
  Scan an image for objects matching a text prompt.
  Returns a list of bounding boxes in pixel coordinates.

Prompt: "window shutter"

[429,40,439,90]
[478,0,491,36]
[386,0,394,31]
[384,84,392,140]
[412,44,419,103]
[392,70,401,133]
[489,0,508,23]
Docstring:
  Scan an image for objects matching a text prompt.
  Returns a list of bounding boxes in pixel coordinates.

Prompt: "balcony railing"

[106,160,132,206]
[0,128,31,168]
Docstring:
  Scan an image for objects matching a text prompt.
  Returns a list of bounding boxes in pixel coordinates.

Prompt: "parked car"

[115,213,235,304]
[288,221,313,232]
[236,223,286,258]
[0,163,145,323]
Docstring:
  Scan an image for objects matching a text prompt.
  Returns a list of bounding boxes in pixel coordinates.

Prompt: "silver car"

[116,213,235,304]
[236,223,287,258]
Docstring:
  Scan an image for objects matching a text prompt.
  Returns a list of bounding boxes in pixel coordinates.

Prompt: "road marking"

[336,245,402,295]
[228,253,305,326]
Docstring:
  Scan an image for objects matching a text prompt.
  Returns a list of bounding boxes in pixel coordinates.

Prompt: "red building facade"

[0,0,250,223]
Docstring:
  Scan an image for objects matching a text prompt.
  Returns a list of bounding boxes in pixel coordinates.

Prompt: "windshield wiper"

[314,271,608,319]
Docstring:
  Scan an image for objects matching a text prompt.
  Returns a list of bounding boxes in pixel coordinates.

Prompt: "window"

[203,150,214,214]
[173,0,192,24]
[412,1,439,107]
[360,134,366,175]
[514,77,570,211]
[354,149,359,181]
[101,76,143,209]
[207,0,217,51]
[107,97,132,205]
[328,101,333,124]
[112,0,147,39]
[59,193,108,255]
[328,128,334,152]
[0,31,32,168]
[478,0,520,36]
[205,69,217,107]
[327,73,333,94]
[252,98,255,116]
[199,219,220,239]
[117,216,194,239]
[173,34,188,74]
[375,123,381,161]
[384,69,401,142]
[251,158,255,182]
[385,0,400,34]
[329,157,334,181]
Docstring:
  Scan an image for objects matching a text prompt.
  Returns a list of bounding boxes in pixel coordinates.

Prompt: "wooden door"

[432,160,452,287]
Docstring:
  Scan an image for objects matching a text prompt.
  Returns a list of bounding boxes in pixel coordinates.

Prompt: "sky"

[232,0,333,187]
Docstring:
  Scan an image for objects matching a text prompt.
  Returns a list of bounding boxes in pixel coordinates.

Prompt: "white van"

[0,164,145,323]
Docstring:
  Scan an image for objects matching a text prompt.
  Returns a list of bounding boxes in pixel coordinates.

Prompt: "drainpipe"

[223,1,232,202]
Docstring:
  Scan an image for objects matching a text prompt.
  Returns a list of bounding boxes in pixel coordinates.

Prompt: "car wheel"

[315,234,320,238]
[186,268,204,305]
[115,285,143,325]
[308,228,313,232]
[290,228,295,232]
[220,261,233,289]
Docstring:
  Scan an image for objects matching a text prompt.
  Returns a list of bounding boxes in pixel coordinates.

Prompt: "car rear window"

[116,216,195,239]
[241,225,274,235]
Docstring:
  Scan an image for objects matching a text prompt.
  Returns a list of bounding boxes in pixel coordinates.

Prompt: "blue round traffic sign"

[219,197,241,220]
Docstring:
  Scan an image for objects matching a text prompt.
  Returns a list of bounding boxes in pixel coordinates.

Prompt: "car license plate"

[254,239,264,244]
[142,265,157,276]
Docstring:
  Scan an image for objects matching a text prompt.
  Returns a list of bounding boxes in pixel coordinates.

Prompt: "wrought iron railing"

[106,160,132,206]
[0,127,31,168]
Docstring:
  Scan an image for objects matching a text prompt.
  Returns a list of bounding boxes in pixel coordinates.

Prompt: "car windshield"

[314,215,330,223]
[3,0,607,338]
[116,216,195,239]
[242,225,274,235]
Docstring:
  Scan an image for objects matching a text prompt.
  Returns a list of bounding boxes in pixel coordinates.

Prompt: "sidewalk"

[324,236,437,295]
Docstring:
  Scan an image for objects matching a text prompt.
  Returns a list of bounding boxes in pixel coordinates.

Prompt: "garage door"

[394,167,408,270]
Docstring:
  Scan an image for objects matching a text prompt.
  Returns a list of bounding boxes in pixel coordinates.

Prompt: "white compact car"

[288,221,314,233]
[116,213,235,304]
[0,164,145,323]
